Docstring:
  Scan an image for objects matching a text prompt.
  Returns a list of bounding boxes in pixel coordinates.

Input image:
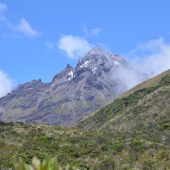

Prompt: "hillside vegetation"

[0,70,170,169]
[79,70,170,134]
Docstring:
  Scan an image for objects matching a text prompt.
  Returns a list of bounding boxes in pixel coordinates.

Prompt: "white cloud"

[57,34,93,59]
[131,37,170,76]
[111,37,170,95]
[16,18,39,37]
[0,70,13,98]
[0,3,40,38]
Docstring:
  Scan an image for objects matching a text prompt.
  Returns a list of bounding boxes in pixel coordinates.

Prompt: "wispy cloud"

[57,34,93,59]
[0,70,13,98]
[83,26,101,36]
[0,2,40,38]
[0,2,7,13]
[16,18,39,37]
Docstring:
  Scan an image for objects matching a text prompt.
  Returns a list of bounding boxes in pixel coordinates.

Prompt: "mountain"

[0,70,170,169]
[0,47,126,126]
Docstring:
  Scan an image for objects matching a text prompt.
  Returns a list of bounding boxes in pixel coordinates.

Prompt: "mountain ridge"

[0,47,127,126]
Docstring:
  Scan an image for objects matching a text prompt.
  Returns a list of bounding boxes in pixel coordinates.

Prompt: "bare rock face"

[0,47,126,126]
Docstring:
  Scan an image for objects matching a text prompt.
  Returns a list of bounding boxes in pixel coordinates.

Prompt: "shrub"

[111,143,124,152]
[98,158,115,170]
[13,157,80,170]
[143,160,155,170]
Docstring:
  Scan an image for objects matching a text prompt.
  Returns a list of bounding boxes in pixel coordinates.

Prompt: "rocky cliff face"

[0,47,126,126]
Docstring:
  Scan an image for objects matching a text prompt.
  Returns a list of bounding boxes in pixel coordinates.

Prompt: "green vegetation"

[79,74,170,131]
[13,157,81,170]
[0,120,169,169]
[0,71,170,169]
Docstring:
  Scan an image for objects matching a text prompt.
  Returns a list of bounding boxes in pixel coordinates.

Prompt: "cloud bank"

[131,37,170,76]
[0,2,39,38]
[0,70,13,98]
[112,37,170,94]
[57,34,93,59]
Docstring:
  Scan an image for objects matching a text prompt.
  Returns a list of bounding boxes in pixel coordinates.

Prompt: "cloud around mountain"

[0,70,13,98]
[57,34,93,59]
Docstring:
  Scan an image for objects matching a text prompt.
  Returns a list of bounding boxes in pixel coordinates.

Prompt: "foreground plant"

[13,157,79,170]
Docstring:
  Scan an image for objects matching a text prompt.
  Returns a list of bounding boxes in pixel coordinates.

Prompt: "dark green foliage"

[130,140,145,152]
[159,75,170,85]
[111,143,124,152]
[98,158,115,170]
[143,160,155,170]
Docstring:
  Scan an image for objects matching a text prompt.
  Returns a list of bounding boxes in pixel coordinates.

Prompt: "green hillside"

[79,70,170,168]
[0,70,170,169]
[79,70,170,134]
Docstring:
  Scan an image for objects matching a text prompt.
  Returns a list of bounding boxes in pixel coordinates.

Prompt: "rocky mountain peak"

[76,47,124,75]
[51,63,74,84]
[87,47,107,55]
[79,47,110,63]
[0,47,127,126]
[65,64,73,71]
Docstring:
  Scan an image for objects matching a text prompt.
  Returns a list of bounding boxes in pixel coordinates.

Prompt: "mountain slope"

[0,47,126,126]
[79,70,170,143]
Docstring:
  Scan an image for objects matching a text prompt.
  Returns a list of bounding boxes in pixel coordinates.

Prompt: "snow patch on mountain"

[67,71,74,81]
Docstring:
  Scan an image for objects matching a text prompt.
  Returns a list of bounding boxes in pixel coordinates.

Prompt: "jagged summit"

[0,47,126,126]
[87,47,108,55]
[85,47,120,60]
[65,64,73,70]
[52,47,124,83]
[80,47,115,63]
[76,47,124,74]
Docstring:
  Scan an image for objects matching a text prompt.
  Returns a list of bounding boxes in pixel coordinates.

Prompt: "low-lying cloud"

[57,34,93,59]
[112,37,170,94]
[131,37,170,76]
[0,70,13,98]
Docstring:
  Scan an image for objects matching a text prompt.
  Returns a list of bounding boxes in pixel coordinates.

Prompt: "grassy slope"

[0,70,170,169]
[79,70,170,133]
[79,70,170,168]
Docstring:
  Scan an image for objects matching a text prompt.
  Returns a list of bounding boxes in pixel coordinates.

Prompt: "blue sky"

[0,0,170,96]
